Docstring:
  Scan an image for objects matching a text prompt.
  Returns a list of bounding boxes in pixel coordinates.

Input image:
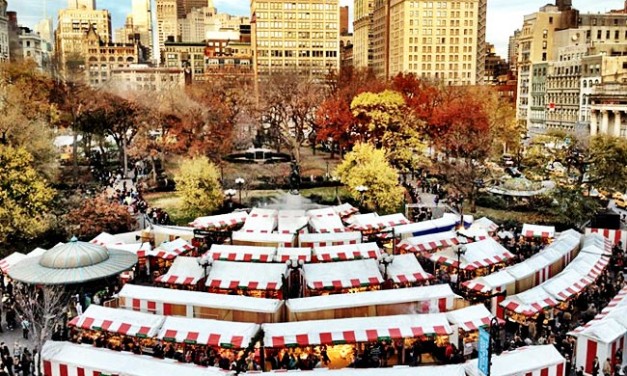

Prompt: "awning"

[147,238,194,260]
[303,259,384,290]
[429,238,514,270]
[299,231,361,247]
[446,305,495,331]
[385,254,434,284]
[0,252,26,273]
[158,316,259,348]
[155,256,205,285]
[522,224,555,238]
[470,217,499,233]
[231,231,295,247]
[462,270,516,294]
[90,232,123,246]
[108,242,152,258]
[395,217,458,238]
[241,208,277,233]
[565,252,609,279]
[397,231,460,253]
[69,305,164,338]
[275,247,312,263]
[190,211,248,230]
[277,210,308,234]
[206,244,276,263]
[312,242,381,262]
[465,345,565,376]
[585,227,627,251]
[307,208,345,233]
[333,203,359,218]
[347,213,410,232]
[206,261,287,291]
[500,287,559,317]
[262,313,452,347]
[542,270,593,301]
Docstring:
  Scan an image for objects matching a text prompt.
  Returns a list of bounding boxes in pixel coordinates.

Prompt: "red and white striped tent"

[205,260,287,292]
[542,270,594,301]
[570,287,627,335]
[0,252,26,273]
[275,247,312,263]
[500,287,559,317]
[158,315,259,348]
[298,231,361,248]
[147,238,194,260]
[151,225,195,246]
[190,211,248,230]
[394,217,458,239]
[565,252,609,280]
[68,305,164,338]
[277,210,308,234]
[522,224,556,239]
[470,217,499,233]
[446,304,495,332]
[262,312,452,348]
[603,286,627,313]
[465,345,566,376]
[347,213,410,232]
[108,242,152,258]
[231,231,295,248]
[429,238,514,271]
[397,231,460,254]
[303,259,384,291]
[241,208,278,233]
[582,233,613,256]
[385,253,434,284]
[333,203,359,219]
[462,269,516,295]
[307,207,346,233]
[154,256,205,285]
[456,228,490,242]
[312,242,381,262]
[286,284,459,316]
[206,244,276,263]
[586,227,627,251]
[442,213,474,228]
[118,284,282,317]
[41,341,228,376]
[90,232,124,246]
[573,318,627,374]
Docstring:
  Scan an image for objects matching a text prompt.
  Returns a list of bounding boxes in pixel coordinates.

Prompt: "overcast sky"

[13,0,626,58]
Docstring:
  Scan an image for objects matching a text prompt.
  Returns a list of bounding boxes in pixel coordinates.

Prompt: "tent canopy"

[275,247,312,263]
[207,244,276,263]
[277,210,308,234]
[385,254,433,284]
[348,213,410,232]
[241,208,278,233]
[470,217,499,232]
[299,231,361,247]
[462,269,516,294]
[303,259,383,290]
[155,256,205,285]
[147,238,194,260]
[333,203,359,218]
[231,231,295,247]
[500,286,559,317]
[312,242,381,262]
[542,270,593,301]
[70,305,164,338]
[190,212,248,230]
[242,365,465,376]
[397,231,460,253]
[158,316,259,348]
[90,232,123,246]
[308,208,346,233]
[0,252,26,273]
[205,261,287,291]
[522,224,555,238]
[429,238,514,270]
[465,345,565,376]
[394,217,457,238]
[262,313,452,347]
[577,319,626,344]
[446,304,495,332]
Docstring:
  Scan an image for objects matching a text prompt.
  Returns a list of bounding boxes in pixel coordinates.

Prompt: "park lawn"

[473,206,560,226]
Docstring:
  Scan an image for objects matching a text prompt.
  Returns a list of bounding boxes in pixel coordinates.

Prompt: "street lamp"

[197,256,212,279]
[379,254,394,280]
[454,243,467,291]
[235,177,245,204]
[285,259,305,299]
[356,185,368,206]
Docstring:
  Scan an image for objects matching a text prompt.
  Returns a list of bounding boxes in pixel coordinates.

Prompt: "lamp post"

[235,177,245,204]
[379,254,394,280]
[197,256,212,279]
[224,189,236,210]
[285,258,305,298]
[454,243,467,291]
[356,185,368,208]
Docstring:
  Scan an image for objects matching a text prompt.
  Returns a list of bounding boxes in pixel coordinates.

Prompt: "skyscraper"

[353,0,373,69]
[176,0,209,19]
[340,6,349,35]
[156,0,178,49]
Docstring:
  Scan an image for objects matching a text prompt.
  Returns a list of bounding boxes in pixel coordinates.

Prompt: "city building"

[7,11,20,62]
[340,5,349,35]
[156,0,178,51]
[508,29,520,75]
[35,17,54,48]
[55,0,111,73]
[484,43,508,83]
[178,6,249,43]
[0,0,8,62]
[353,0,373,69]
[176,0,209,19]
[83,26,140,87]
[18,27,50,70]
[371,0,487,85]
[109,64,185,91]
[250,0,341,78]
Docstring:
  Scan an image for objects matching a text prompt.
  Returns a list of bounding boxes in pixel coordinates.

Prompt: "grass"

[473,206,560,226]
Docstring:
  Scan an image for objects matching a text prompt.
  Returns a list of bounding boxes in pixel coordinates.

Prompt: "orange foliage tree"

[66,194,135,239]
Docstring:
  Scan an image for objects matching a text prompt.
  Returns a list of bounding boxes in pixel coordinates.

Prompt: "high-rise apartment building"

[156,0,178,49]
[507,29,520,75]
[178,6,249,43]
[353,0,374,69]
[371,0,486,85]
[176,0,209,19]
[55,0,111,72]
[251,0,340,78]
[35,18,54,47]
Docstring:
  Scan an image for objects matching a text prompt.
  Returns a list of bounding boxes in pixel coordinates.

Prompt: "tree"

[14,285,68,376]
[65,194,135,239]
[541,185,601,227]
[587,135,627,191]
[174,156,223,218]
[0,146,55,246]
[335,143,404,213]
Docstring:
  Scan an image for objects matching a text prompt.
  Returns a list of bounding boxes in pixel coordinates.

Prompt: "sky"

[12,0,626,58]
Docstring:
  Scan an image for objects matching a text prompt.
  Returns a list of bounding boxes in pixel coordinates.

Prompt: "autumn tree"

[587,135,627,191]
[335,143,404,213]
[65,194,135,239]
[175,156,223,218]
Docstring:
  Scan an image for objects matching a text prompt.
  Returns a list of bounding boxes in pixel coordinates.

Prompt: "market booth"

[243,364,466,376]
[312,243,381,262]
[232,231,295,248]
[333,203,359,219]
[465,344,566,376]
[152,224,195,246]
[286,284,461,321]
[585,227,627,251]
[469,217,499,234]
[275,247,312,263]
[42,341,230,376]
[394,217,457,239]
[205,261,287,298]
[117,284,283,323]
[571,315,627,375]
[347,213,410,233]
[302,259,384,296]
[206,244,277,263]
[154,256,205,288]
[0,252,26,273]
[90,232,124,246]
[384,253,434,286]
[190,211,248,230]
[308,207,346,233]
[299,231,361,247]
[445,304,497,355]
[397,231,459,255]
[278,210,308,234]
[429,238,514,278]
[521,223,555,241]
[242,208,278,233]
[146,238,195,277]
[262,313,453,368]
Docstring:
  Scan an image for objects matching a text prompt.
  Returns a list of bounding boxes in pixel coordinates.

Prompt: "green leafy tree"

[588,135,627,191]
[0,146,55,246]
[540,186,601,227]
[335,143,404,213]
[175,157,223,218]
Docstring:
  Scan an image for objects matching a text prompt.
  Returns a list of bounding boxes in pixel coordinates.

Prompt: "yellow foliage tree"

[174,157,224,218]
[335,143,404,213]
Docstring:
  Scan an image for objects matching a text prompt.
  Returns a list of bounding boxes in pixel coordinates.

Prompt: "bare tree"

[13,284,69,376]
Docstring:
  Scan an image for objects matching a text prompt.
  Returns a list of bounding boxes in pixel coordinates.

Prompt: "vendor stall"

[397,231,459,254]
[586,227,627,251]
[461,270,515,319]
[299,232,361,247]
[275,247,312,263]
[446,305,496,354]
[118,284,283,323]
[308,208,346,233]
[394,217,457,239]
[542,270,593,303]
[465,344,566,376]
[303,259,384,296]
[206,244,276,263]
[243,365,466,376]
[312,243,381,262]
[146,238,195,277]
[90,232,124,246]
[572,318,627,374]
[0,252,26,273]
[205,260,287,298]
[333,203,359,219]
[232,231,295,247]
[521,224,555,240]
[241,208,278,233]
[469,217,499,234]
[154,256,205,288]
[384,254,433,285]
[442,213,473,228]
[278,210,308,234]
[190,211,248,230]
[158,315,259,350]
[500,287,559,321]
[429,238,514,274]
[347,213,410,233]
[152,225,195,246]
[286,284,460,321]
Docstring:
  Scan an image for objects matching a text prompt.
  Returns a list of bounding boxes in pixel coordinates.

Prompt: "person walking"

[592,356,600,376]
[20,318,29,340]
[603,358,612,376]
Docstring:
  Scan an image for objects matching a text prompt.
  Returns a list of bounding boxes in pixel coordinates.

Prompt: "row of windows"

[257,50,337,57]
[256,41,338,48]
[256,21,338,29]
[408,19,473,27]
[255,12,336,20]
[255,2,336,11]
[407,54,474,63]
[256,31,337,39]
[407,1,474,9]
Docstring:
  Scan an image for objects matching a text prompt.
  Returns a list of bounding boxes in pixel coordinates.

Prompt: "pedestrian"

[20,318,28,340]
[592,356,600,376]
[603,358,612,376]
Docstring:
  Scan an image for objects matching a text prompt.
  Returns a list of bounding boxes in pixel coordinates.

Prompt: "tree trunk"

[72,129,79,182]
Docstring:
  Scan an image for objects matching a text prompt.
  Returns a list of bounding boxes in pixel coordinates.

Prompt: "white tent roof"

[231,231,295,247]
[394,217,457,237]
[312,242,381,262]
[241,208,278,233]
[90,232,124,246]
[385,253,433,284]
[275,247,312,263]
[506,261,536,280]
[147,238,194,260]
[397,231,460,253]
[118,284,282,313]
[577,319,627,344]
[348,213,410,231]
[303,259,384,290]
[190,211,248,229]
[470,217,498,232]
[542,270,593,301]
[442,212,474,225]
[107,242,152,257]
[207,244,276,263]
[158,316,259,348]
[522,224,556,238]
[277,210,308,234]
[465,345,565,376]
[446,304,495,332]
[430,238,514,270]
[332,203,359,218]
[299,231,362,247]
[308,208,346,233]
[151,225,195,241]
[500,287,559,316]
[206,260,287,291]
[462,269,516,294]
[42,341,228,376]
[155,256,205,285]
[0,252,26,273]
[287,284,459,313]
[71,305,164,338]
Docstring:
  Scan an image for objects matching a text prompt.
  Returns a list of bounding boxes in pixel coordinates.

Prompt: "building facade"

[0,0,8,62]
[84,27,140,87]
[176,0,209,19]
[19,27,50,70]
[340,5,349,35]
[157,0,178,50]
[353,0,374,69]
[251,0,340,78]
[109,64,185,91]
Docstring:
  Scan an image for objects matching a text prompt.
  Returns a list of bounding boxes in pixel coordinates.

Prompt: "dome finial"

[70,236,78,243]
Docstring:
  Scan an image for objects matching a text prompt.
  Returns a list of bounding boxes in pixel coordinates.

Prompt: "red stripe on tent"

[231,335,244,348]
[60,364,68,376]
[332,280,343,289]
[229,281,239,289]
[267,282,278,290]
[389,328,402,339]
[132,298,140,311]
[411,327,424,337]
[366,330,378,342]
[271,336,285,347]
[243,254,252,262]
[439,298,447,312]
[248,282,259,290]
[343,331,356,343]
[147,301,156,312]
[556,362,564,376]
[540,367,548,376]
[368,277,381,285]
[397,275,409,284]
[525,231,534,237]
[163,303,172,316]
[313,281,323,289]
[81,317,95,330]
[77,367,85,376]
[320,333,333,345]
[434,326,447,335]
[167,276,177,284]
[93,372,101,376]
[183,277,194,285]
[164,329,177,339]
[101,320,113,331]
[186,332,199,343]
[43,360,51,376]
[296,334,309,346]
[138,326,150,336]
[586,339,598,374]
[118,323,131,335]
[350,279,360,287]
[208,334,221,346]
[209,280,221,288]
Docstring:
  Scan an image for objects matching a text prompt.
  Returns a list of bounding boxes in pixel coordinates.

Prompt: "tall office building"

[156,0,178,49]
[251,0,340,78]
[340,6,349,35]
[507,29,520,75]
[0,0,7,62]
[371,0,486,85]
[176,0,209,19]
[353,0,374,69]
[55,0,111,73]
